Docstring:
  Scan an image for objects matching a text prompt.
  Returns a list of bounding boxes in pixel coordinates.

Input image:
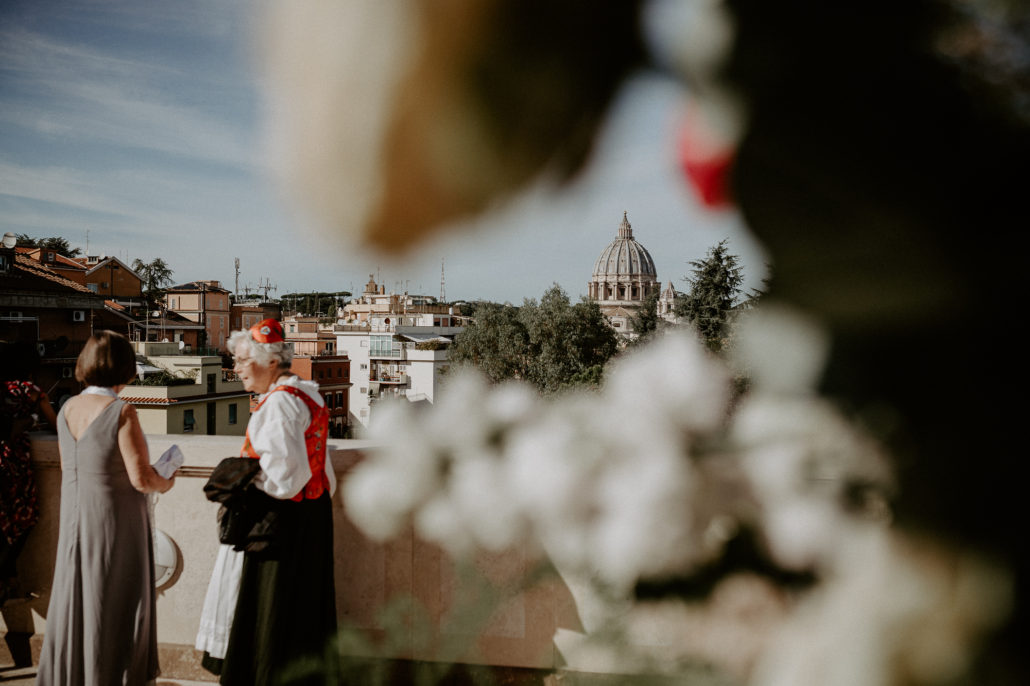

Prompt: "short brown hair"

[75,331,137,387]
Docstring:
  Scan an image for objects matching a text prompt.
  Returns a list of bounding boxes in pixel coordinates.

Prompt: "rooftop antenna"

[440,257,446,302]
[85,229,89,255]
[234,257,240,299]
[257,277,277,301]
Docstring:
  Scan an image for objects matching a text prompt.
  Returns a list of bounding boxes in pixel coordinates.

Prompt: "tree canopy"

[15,234,82,258]
[132,257,174,299]
[626,289,663,348]
[451,284,618,394]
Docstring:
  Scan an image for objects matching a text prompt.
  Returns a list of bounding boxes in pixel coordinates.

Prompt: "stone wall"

[3,433,598,680]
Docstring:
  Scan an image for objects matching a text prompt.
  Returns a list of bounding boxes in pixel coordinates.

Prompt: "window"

[207,373,216,392]
[169,297,177,308]
[289,324,296,333]
[336,367,342,377]
[318,370,324,379]
[183,409,195,433]
[0,254,8,273]
[336,391,343,408]
[87,283,98,293]
[370,334,397,357]
[229,403,238,425]
[325,393,333,409]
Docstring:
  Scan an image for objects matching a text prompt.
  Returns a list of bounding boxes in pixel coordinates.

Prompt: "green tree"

[450,301,531,383]
[15,234,82,258]
[674,240,745,353]
[626,289,663,347]
[451,285,618,394]
[132,257,174,298]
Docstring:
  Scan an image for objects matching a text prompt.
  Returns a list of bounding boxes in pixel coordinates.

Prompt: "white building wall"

[336,329,372,428]
[405,348,449,403]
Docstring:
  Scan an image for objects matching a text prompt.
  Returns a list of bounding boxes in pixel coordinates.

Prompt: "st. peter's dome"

[588,212,659,305]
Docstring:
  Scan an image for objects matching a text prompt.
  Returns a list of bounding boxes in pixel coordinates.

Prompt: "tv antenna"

[257,277,277,301]
[234,257,241,299]
[440,257,446,302]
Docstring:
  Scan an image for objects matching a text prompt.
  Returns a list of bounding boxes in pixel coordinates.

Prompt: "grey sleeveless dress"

[37,399,160,685]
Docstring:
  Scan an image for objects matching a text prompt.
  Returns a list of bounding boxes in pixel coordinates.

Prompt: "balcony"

[2,433,703,683]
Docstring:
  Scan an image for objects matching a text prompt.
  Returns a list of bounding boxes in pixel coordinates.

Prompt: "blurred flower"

[260,0,645,254]
[750,531,1012,686]
[346,330,733,589]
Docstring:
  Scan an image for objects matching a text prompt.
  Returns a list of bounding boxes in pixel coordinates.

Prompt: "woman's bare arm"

[117,403,174,494]
[35,389,58,431]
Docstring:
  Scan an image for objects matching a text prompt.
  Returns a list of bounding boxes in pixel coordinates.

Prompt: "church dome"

[592,212,656,279]
[588,212,660,310]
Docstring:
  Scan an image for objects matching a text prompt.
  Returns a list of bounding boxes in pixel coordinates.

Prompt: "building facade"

[164,280,232,352]
[335,278,462,428]
[122,342,250,435]
[290,354,352,437]
[231,300,282,333]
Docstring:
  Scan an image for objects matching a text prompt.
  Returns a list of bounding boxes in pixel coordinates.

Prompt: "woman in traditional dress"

[0,341,57,606]
[37,330,175,685]
[197,318,337,685]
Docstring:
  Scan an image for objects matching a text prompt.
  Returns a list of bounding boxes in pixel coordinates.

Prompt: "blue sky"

[0,0,767,304]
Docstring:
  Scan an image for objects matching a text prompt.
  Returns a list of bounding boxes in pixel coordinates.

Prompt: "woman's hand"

[118,403,175,494]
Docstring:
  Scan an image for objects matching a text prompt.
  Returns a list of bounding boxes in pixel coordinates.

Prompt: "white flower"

[605,329,731,433]
[732,393,894,572]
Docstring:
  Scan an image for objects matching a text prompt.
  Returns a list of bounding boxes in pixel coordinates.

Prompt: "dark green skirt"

[219,493,337,686]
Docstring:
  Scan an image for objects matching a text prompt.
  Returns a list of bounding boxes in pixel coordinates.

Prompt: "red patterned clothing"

[241,383,330,502]
[238,376,335,501]
[1,380,41,545]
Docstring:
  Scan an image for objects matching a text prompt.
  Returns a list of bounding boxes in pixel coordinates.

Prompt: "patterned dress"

[0,380,41,553]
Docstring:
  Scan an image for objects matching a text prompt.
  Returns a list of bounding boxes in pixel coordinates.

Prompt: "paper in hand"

[153,444,184,478]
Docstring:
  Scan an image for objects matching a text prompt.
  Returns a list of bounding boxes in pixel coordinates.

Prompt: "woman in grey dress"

[37,331,175,686]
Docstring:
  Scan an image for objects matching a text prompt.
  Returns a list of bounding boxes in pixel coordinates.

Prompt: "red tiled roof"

[14,247,86,270]
[120,396,180,405]
[12,254,94,294]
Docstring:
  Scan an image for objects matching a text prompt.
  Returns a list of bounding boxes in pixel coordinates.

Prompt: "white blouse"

[248,375,336,500]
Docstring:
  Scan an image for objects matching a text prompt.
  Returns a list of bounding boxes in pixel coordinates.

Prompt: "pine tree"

[674,240,745,353]
[131,257,174,299]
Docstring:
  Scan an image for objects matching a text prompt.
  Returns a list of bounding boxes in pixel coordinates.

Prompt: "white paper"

[153,444,184,478]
